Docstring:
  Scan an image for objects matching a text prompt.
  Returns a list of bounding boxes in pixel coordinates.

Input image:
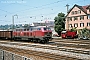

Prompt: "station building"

[65,4,90,30]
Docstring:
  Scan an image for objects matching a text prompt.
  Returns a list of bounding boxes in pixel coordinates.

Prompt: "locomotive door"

[33,31,36,37]
[32,27,36,38]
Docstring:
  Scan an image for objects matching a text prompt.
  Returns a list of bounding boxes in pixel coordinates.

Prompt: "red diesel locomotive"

[61,30,78,39]
[0,26,52,43]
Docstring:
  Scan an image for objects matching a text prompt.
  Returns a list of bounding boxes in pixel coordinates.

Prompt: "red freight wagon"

[0,30,12,39]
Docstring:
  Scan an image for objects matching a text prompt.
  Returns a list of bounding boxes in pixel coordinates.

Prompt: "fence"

[0,49,32,60]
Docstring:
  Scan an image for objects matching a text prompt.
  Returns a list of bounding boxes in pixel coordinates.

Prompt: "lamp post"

[12,14,18,31]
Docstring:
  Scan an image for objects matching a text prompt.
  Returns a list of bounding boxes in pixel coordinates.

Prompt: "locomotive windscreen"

[43,27,51,30]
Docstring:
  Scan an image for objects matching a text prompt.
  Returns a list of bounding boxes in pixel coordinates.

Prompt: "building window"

[78,10,81,14]
[87,22,90,26]
[67,17,69,21]
[75,11,78,14]
[67,17,72,21]
[74,23,78,27]
[89,8,90,12]
[69,24,72,28]
[87,15,90,19]
[80,16,84,20]
[69,17,72,21]
[71,11,74,15]
[74,17,78,20]
[80,23,84,27]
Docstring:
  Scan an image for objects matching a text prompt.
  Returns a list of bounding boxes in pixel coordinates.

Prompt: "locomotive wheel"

[41,40,45,44]
[36,40,40,43]
[41,40,48,44]
[46,40,49,43]
[30,39,33,42]
[45,38,49,43]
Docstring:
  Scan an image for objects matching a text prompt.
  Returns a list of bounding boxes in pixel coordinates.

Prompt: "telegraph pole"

[66,4,69,30]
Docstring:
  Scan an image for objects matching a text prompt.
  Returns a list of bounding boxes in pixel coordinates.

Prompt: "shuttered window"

[80,23,84,27]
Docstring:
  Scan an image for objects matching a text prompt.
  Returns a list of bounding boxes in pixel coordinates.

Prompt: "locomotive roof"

[61,31,67,33]
[15,28,25,29]
[14,26,49,29]
[34,26,49,28]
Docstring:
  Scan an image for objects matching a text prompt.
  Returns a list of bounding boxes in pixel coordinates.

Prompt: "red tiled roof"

[66,4,90,18]
[82,5,89,13]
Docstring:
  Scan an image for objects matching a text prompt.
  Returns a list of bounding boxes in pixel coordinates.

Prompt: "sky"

[0,0,90,25]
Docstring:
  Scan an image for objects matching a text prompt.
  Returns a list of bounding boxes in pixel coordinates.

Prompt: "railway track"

[0,39,90,60]
[50,39,90,48]
[0,45,79,60]
[1,39,90,55]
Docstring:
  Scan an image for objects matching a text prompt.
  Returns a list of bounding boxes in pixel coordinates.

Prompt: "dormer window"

[71,11,74,15]
[78,10,81,14]
[75,11,78,14]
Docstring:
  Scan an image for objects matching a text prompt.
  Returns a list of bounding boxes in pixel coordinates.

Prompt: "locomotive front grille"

[45,32,52,34]
[45,32,52,36]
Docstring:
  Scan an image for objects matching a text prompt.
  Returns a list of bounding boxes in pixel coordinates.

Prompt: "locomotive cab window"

[61,33,66,34]
[32,28,37,31]
[24,29,26,31]
[16,29,20,31]
[47,28,51,30]
[30,28,32,31]
[43,27,51,30]
[27,29,29,31]
[20,29,22,31]
[37,28,41,30]
[44,28,47,30]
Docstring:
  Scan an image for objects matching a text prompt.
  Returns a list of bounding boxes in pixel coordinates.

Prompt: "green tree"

[54,12,65,35]
[78,28,90,38]
[70,27,77,32]
[82,28,90,38]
